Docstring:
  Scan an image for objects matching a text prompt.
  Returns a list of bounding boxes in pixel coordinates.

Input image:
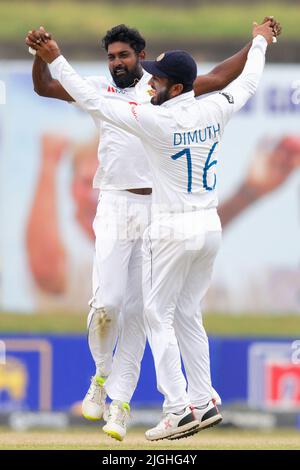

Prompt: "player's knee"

[88,302,121,327]
[102,304,121,323]
[87,307,96,329]
[91,292,123,319]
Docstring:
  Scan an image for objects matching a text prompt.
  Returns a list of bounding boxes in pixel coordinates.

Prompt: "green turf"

[204,313,300,337]
[1,1,296,42]
[0,311,299,336]
[0,312,86,334]
[0,427,299,450]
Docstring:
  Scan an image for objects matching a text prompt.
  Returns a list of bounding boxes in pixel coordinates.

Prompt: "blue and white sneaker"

[168,400,222,440]
[194,399,222,430]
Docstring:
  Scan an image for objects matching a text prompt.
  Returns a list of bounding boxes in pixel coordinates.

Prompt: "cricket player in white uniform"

[33,19,274,440]
[28,20,278,437]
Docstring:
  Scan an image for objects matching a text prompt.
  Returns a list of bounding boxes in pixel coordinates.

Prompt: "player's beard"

[111,64,143,89]
[151,85,172,106]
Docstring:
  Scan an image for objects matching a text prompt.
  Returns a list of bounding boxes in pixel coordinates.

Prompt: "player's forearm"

[33,55,74,101]
[211,42,252,85]
[194,42,252,97]
[32,55,54,96]
[218,183,260,228]
[26,159,67,293]
[227,35,267,112]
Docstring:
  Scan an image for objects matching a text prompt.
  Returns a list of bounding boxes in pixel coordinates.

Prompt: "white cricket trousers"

[143,210,222,414]
[87,190,151,402]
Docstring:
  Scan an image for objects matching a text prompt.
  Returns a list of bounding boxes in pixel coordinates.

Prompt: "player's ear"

[171,83,184,97]
[139,50,146,60]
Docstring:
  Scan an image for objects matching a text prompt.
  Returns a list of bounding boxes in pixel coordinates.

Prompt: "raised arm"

[205,21,274,127]
[32,55,74,101]
[225,21,274,113]
[26,28,74,101]
[193,16,281,97]
[193,44,251,97]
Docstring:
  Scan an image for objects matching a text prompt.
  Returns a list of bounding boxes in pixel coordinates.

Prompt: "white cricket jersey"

[73,72,153,190]
[50,35,267,218]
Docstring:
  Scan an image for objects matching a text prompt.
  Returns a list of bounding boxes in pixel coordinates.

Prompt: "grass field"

[0,312,299,337]
[0,427,299,450]
[0,1,297,41]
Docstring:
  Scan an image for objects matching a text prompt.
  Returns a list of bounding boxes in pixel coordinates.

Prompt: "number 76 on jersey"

[171,142,218,193]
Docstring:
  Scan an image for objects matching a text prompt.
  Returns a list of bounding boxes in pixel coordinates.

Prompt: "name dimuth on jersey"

[174,123,220,146]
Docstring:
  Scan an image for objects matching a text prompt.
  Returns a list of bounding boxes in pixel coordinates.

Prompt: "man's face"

[107,42,143,88]
[148,75,174,106]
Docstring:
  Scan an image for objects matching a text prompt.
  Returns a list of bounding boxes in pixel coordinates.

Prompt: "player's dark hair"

[102,24,146,54]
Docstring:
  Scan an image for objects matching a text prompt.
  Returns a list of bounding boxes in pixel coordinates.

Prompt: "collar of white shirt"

[161,90,195,108]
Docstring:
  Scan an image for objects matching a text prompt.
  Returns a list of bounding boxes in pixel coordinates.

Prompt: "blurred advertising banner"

[0,61,299,314]
[0,335,299,412]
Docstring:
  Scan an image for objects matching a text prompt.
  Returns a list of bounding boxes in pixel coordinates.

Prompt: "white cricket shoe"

[103,400,130,441]
[168,399,222,440]
[194,399,222,430]
[82,376,107,421]
[145,406,199,441]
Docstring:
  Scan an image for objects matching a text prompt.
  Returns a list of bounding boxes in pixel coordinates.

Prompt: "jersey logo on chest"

[107,85,126,95]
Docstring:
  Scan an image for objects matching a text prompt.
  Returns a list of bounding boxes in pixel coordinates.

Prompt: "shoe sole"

[145,421,199,442]
[168,414,223,440]
[103,429,124,441]
[82,413,101,421]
